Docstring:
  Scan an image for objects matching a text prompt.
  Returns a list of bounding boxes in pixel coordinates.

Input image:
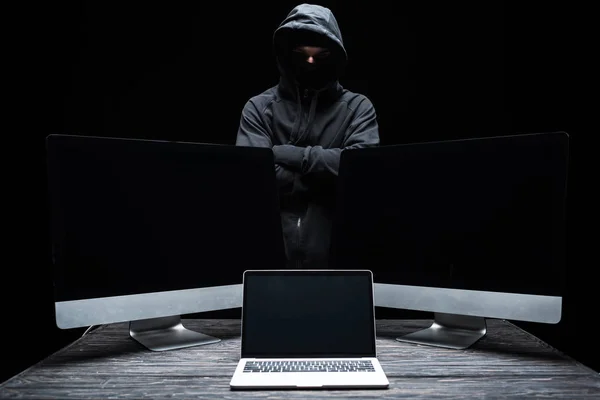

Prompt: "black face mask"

[287,51,336,90]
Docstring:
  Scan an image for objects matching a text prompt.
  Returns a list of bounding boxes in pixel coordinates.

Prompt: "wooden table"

[1,319,598,399]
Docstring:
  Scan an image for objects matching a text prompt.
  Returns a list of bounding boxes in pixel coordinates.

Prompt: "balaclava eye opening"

[281,30,339,90]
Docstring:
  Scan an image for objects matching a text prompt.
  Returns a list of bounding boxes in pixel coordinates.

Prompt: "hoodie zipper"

[295,89,319,144]
[294,88,318,268]
[296,216,302,269]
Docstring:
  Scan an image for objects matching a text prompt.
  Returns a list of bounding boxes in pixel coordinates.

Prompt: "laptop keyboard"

[243,360,375,373]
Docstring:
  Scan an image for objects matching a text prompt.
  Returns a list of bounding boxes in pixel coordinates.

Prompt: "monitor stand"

[129,315,221,351]
[396,312,487,350]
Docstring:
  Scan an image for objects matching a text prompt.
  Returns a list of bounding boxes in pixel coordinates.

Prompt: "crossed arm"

[235,98,380,193]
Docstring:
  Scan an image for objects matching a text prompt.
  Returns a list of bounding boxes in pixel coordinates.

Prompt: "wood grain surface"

[1,319,598,399]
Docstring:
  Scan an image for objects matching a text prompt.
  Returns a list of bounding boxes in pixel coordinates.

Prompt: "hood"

[273,4,347,92]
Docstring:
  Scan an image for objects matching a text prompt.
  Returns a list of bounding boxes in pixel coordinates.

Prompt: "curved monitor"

[46,134,285,350]
[330,131,569,349]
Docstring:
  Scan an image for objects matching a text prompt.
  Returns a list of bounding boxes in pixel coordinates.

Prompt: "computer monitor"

[46,134,285,351]
[329,131,569,349]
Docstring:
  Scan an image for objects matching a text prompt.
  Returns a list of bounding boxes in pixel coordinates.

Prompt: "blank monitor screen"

[47,135,285,305]
[330,132,568,299]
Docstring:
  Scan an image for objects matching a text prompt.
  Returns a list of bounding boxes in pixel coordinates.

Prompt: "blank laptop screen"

[241,270,376,358]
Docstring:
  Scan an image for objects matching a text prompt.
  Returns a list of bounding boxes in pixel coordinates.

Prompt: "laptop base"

[396,312,487,349]
[231,384,389,390]
[130,315,220,351]
[230,357,389,390]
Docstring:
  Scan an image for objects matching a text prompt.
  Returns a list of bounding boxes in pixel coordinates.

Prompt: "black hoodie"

[235,4,380,268]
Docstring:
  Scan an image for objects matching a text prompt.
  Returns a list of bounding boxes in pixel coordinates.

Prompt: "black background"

[3,0,598,382]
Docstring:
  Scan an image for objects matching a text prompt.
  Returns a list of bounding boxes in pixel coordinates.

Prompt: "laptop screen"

[241,270,376,358]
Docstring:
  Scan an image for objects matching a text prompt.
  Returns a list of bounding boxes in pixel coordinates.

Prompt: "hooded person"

[235,4,380,268]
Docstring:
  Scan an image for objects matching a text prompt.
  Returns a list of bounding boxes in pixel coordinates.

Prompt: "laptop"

[230,269,389,390]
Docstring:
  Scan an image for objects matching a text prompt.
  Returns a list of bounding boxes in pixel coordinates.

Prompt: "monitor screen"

[330,132,569,298]
[47,135,285,303]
